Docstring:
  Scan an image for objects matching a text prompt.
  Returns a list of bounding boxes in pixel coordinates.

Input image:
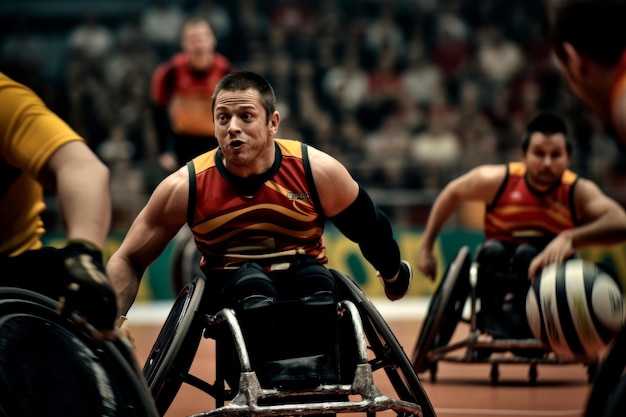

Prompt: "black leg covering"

[476,241,537,339]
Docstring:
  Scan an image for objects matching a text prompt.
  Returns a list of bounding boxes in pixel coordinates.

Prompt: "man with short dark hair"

[417,111,626,339]
[108,71,411,386]
[545,0,626,142]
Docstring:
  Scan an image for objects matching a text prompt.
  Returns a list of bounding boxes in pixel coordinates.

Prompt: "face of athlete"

[213,88,280,177]
[181,21,216,71]
[522,132,571,191]
[556,54,612,122]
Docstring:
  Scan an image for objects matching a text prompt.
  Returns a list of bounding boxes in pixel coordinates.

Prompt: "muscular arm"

[418,165,505,280]
[529,179,626,279]
[570,179,626,246]
[107,167,189,315]
[41,141,111,248]
[308,147,400,279]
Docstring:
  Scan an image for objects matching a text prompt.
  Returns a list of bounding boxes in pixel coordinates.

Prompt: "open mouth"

[230,140,244,149]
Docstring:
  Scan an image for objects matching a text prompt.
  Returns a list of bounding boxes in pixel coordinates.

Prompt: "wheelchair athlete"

[417,112,626,341]
[0,72,118,337]
[108,70,412,387]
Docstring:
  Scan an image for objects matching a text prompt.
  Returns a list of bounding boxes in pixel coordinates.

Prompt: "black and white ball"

[526,259,624,360]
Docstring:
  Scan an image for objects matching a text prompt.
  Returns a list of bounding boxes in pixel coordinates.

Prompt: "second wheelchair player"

[107,70,412,386]
[417,111,626,341]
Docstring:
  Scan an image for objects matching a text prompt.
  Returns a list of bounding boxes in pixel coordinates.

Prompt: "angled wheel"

[411,246,471,377]
[143,276,206,415]
[333,271,437,417]
[0,288,158,417]
[584,326,626,417]
[170,226,204,296]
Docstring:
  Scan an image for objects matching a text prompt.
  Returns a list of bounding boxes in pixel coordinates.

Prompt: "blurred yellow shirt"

[0,72,84,256]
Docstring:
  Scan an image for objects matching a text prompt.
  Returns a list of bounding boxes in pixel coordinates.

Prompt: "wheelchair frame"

[584,326,626,417]
[0,287,159,417]
[142,271,436,417]
[411,245,597,385]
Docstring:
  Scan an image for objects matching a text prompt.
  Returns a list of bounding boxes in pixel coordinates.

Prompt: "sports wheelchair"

[411,245,597,385]
[143,232,436,417]
[584,326,626,417]
[0,287,159,417]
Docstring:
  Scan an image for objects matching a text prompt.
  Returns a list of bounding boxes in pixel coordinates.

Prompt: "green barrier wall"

[43,228,626,301]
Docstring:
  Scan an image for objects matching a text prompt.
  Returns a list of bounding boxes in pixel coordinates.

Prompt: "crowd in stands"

[2,0,625,231]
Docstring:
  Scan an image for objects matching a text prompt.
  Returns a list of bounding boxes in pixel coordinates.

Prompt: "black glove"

[381,260,412,301]
[59,240,118,332]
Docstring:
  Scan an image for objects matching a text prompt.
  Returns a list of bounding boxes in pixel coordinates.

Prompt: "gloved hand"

[58,240,118,337]
[378,260,412,301]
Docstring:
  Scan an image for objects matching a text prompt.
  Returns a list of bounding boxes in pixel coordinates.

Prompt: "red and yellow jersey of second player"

[188,139,327,271]
[151,52,233,137]
[484,162,579,244]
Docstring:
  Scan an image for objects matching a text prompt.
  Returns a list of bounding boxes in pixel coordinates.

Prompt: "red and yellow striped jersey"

[484,162,579,245]
[188,139,327,271]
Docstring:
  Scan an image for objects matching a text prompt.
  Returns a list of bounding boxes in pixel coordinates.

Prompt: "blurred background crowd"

[2,0,625,232]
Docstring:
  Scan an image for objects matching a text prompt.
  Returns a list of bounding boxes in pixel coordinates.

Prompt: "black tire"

[603,374,626,417]
[170,226,204,296]
[0,288,158,417]
[584,326,626,417]
[411,246,471,375]
[143,276,206,415]
[333,271,438,417]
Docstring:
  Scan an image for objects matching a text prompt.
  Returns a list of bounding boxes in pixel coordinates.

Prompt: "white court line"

[434,409,583,416]
[127,297,430,325]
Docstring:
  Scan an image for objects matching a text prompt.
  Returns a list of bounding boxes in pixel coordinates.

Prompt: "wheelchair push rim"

[0,287,158,417]
[143,276,206,415]
[411,246,471,376]
[333,270,438,417]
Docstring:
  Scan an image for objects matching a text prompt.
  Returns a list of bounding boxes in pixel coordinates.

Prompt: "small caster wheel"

[587,362,598,384]
[429,361,438,383]
[490,363,499,386]
[529,363,538,385]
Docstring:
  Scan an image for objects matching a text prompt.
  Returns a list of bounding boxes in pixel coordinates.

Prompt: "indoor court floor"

[129,300,593,417]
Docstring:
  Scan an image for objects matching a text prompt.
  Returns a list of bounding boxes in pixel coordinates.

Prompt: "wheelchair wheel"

[584,326,626,417]
[333,271,437,417]
[170,226,204,296]
[411,246,471,380]
[143,276,206,415]
[0,288,158,417]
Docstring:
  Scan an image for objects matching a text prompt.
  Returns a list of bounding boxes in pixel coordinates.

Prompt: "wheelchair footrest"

[190,363,423,417]
[261,354,339,389]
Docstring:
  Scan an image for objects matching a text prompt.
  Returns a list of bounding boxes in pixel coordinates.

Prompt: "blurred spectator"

[1,16,46,93]
[363,113,413,186]
[67,10,114,64]
[475,23,525,86]
[357,50,403,131]
[402,51,444,107]
[269,0,316,37]
[229,0,269,62]
[191,0,232,44]
[98,124,148,232]
[65,11,115,150]
[431,18,473,97]
[140,0,187,60]
[150,16,235,172]
[410,100,462,189]
[321,46,368,116]
[363,3,405,59]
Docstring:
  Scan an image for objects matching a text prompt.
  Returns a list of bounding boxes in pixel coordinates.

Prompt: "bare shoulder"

[147,166,190,221]
[307,145,359,217]
[456,164,506,188]
[573,176,605,199]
